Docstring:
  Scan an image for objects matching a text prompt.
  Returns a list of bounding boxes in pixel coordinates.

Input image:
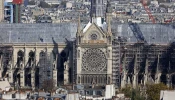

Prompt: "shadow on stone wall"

[52,37,73,86]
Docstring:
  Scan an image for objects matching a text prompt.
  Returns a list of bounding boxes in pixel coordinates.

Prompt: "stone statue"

[64,61,69,70]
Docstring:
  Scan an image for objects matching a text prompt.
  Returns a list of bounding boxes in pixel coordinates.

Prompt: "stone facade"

[0,43,71,89]
[75,22,113,85]
[1,0,175,90]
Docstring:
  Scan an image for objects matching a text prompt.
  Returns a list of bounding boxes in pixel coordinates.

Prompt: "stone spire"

[106,0,112,13]
[90,0,104,18]
[106,0,112,35]
[90,0,104,27]
[76,15,81,36]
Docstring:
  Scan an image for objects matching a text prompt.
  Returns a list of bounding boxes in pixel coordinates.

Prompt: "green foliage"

[146,83,169,100]
[35,16,39,21]
[121,85,145,100]
[121,85,132,98]
[39,1,50,8]
[131,89,145,100]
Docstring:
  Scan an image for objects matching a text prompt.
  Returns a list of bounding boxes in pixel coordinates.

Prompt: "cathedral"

[0,0,175,90]
[73,0,113,86]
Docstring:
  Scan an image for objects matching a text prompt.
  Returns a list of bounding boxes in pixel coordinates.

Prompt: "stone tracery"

[82,48,107,72]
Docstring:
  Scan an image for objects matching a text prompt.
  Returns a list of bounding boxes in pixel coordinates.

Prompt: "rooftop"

[0,23,175,44]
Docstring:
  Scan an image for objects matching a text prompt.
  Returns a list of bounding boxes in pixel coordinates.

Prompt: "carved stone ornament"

[82,48,107,72]
[89,31,99,40]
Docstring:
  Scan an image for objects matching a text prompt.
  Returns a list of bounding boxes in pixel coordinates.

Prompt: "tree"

[121,85,132,98]
[146,83,170,100]
[131,89,145,100]
[42,79,56,92]
[121,85,145,100]
[35,16,39,22]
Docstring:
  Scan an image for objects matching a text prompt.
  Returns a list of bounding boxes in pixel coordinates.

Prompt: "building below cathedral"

[0,0,175,90]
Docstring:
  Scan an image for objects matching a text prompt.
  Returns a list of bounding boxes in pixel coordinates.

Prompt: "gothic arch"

[28,51,35,68]
[17,50,24,68]
[39,51,46,58]
[60,50,67,58]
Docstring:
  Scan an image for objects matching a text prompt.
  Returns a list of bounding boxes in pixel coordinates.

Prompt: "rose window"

[82,48,107,72]
[90,34,98,40]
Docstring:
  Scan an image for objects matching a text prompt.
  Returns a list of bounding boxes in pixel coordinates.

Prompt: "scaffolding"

[39,52,54,88]
[0,46,13,78]
[118,41,175,86]
[112,39,121,88]
[72,41,76,84]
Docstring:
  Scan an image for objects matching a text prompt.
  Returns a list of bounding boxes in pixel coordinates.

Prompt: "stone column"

[20,70,25,87]
[53,70,57,87]
[76,47,81,84]
[8,70,14,83]
[121,53,126,88]
[107,47,112,81]
[121,72,127,88]
[133,54,138,88]
[24,48,29,67]
[13,49,17,68]
[155,54,160,84]
[20,49,25,87]
[166,74,171,88]
[35,49,40,67]
[53,54,58,87]
[155,73,161,84]
[133,73,138,88]
[64,61,69,85]
[144,57,148,85]
[31,69,35,90]
[0,55,2,78]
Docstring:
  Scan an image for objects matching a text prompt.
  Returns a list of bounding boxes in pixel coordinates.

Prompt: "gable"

[82,23,107,43]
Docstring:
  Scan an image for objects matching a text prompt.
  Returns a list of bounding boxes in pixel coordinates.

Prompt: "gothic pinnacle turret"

[76,14,81,36]
[106,0,112,35]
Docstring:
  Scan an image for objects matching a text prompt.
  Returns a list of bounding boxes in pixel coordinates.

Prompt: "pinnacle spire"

[77,14,81,36]
[106,0,112,13]
[106,0,112,35]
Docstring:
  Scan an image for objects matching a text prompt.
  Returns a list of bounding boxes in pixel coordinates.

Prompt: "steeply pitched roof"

[0,23,77,43]
[112,23,175,44]
[0,23,175,44]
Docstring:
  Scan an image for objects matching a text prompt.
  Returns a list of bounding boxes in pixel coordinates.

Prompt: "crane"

[140,0,156,24]
[165,18,174,24]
